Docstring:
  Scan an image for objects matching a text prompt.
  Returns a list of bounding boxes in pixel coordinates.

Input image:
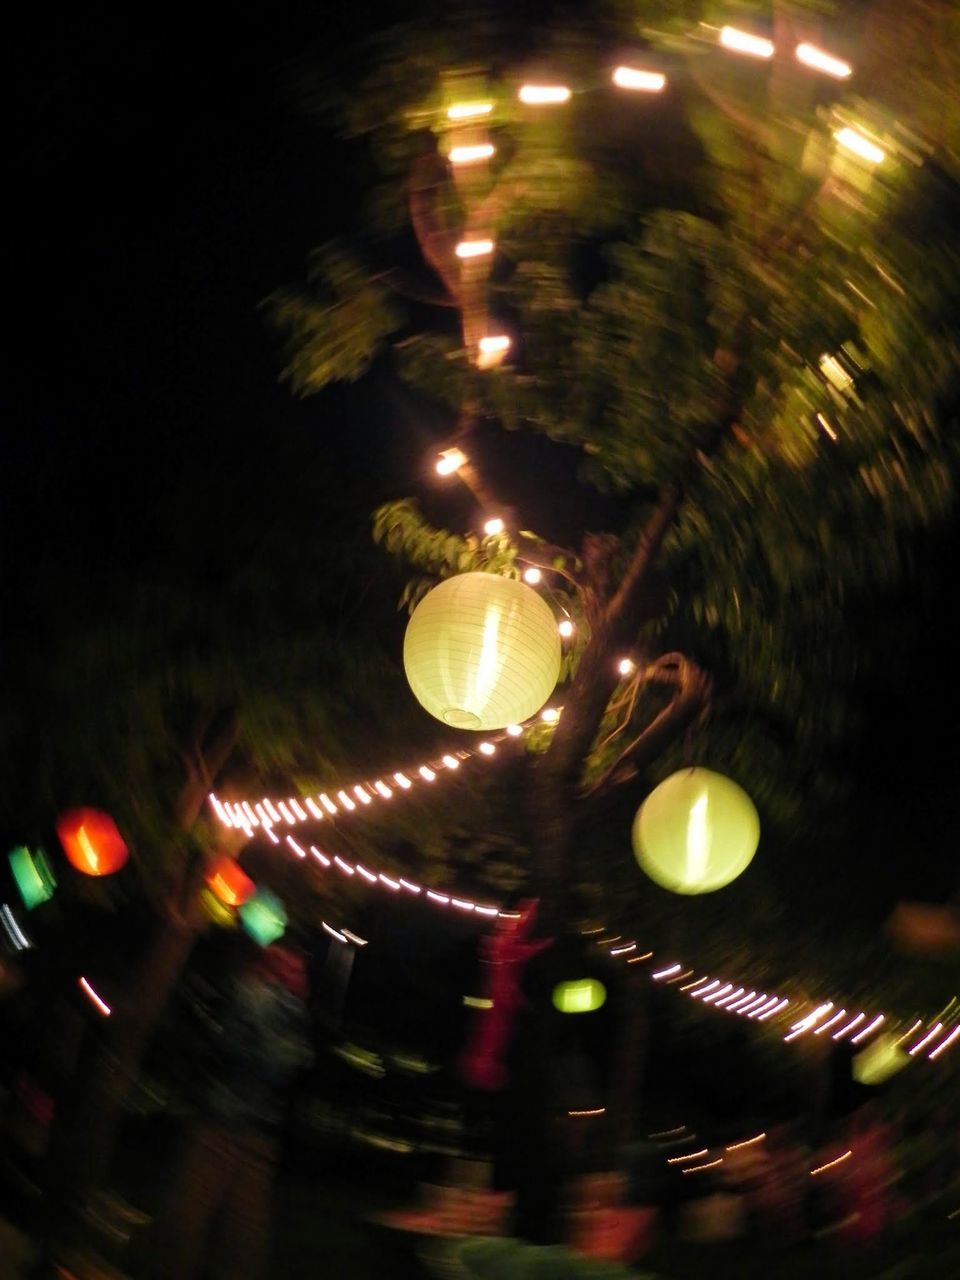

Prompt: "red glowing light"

[56,809,129,877]
[204,855,255,907]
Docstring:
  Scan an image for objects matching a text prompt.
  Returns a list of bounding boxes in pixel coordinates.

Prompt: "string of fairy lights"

[202,753,959,1066]
[644,1124,860,1183]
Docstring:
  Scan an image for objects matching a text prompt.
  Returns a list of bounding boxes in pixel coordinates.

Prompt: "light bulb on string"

[618,657,636,676]
[519,84,571,105]
[523,567,542,584]
[558,618,575,638]
[719,27,774,59]
[477,334,511,369]
[834,126,885,165]
[436,447,467,476]
[541,707,560,724]
[455,238,494,259]
[795,43,852,79]
[484,516,505,535]
[612,66,666,93]
[449,143,495,165]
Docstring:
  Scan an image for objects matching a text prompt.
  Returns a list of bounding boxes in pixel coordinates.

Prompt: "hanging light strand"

[210,732,528,837]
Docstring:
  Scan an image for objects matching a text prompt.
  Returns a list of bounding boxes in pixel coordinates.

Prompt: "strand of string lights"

[235,812,957,1063]
[206,709,955,1061]
[648,1125,870,1181]
[209,731,528,839]
[629,942,956,1063]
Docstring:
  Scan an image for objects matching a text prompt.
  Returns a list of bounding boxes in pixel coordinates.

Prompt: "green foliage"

[278,8,960,834]
[372,499,522,606]
[266,242,401,394]
[455,1234,644,1279]
[258,2,960,997]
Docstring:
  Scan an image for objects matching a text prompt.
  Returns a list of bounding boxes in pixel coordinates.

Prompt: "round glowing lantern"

[632,768,759,895]
[205,855,254,908]
[403,572,561,730]
[239,888,287,947]
[56,809,129,877]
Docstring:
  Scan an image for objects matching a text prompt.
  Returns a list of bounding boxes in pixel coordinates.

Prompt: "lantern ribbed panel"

[632,768,759,895]
[403,573,561,731]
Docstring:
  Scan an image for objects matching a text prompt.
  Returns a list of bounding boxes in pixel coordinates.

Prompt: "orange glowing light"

[57,809,128,877]
[205,855,255,907]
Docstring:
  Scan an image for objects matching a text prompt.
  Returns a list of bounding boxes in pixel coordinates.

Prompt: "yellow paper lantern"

[852,1033,909,1087]
[552,979,607,1014]
[403,573,561,730]
[632,768,759,894]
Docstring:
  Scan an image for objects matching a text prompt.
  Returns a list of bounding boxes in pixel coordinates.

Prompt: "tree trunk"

[36,710,238,1262]
[44,916,201,1221]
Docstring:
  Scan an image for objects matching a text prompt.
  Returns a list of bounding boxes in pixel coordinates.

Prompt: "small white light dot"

[558,618,574,638]
[479,334,510,355]
[523,567,542,584]
[484,517,505,536]
[456,238,495,259]
[450,143,495,165]
[519,84,571,105]
[436,447,467,476]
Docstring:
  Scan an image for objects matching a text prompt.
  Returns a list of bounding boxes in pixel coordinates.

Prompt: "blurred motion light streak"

[612,66,666,92]
[79,976,111,1016]
[455,238,495,258]
[450,143,495,165]
[835,126,885,164]
[719,27,774,58]
[519,84,571,105]
[795,43,852,79]
[448,102,493,120]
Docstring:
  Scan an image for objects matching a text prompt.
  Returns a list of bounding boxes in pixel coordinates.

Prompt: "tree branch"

[373,266,459,308]
[579,653,713,799]
[409,154,462,304]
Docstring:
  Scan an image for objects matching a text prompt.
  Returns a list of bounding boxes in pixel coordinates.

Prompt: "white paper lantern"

[403,572,561,730]
[632,768,759,894]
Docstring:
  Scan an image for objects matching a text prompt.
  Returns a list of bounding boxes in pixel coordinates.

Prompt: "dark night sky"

[6,8,959,933]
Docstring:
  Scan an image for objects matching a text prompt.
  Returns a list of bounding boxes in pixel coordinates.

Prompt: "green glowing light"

[9,845,56,911]
[552,978,606,1014]
[463,995,494,1009]
[238,887,287,946]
